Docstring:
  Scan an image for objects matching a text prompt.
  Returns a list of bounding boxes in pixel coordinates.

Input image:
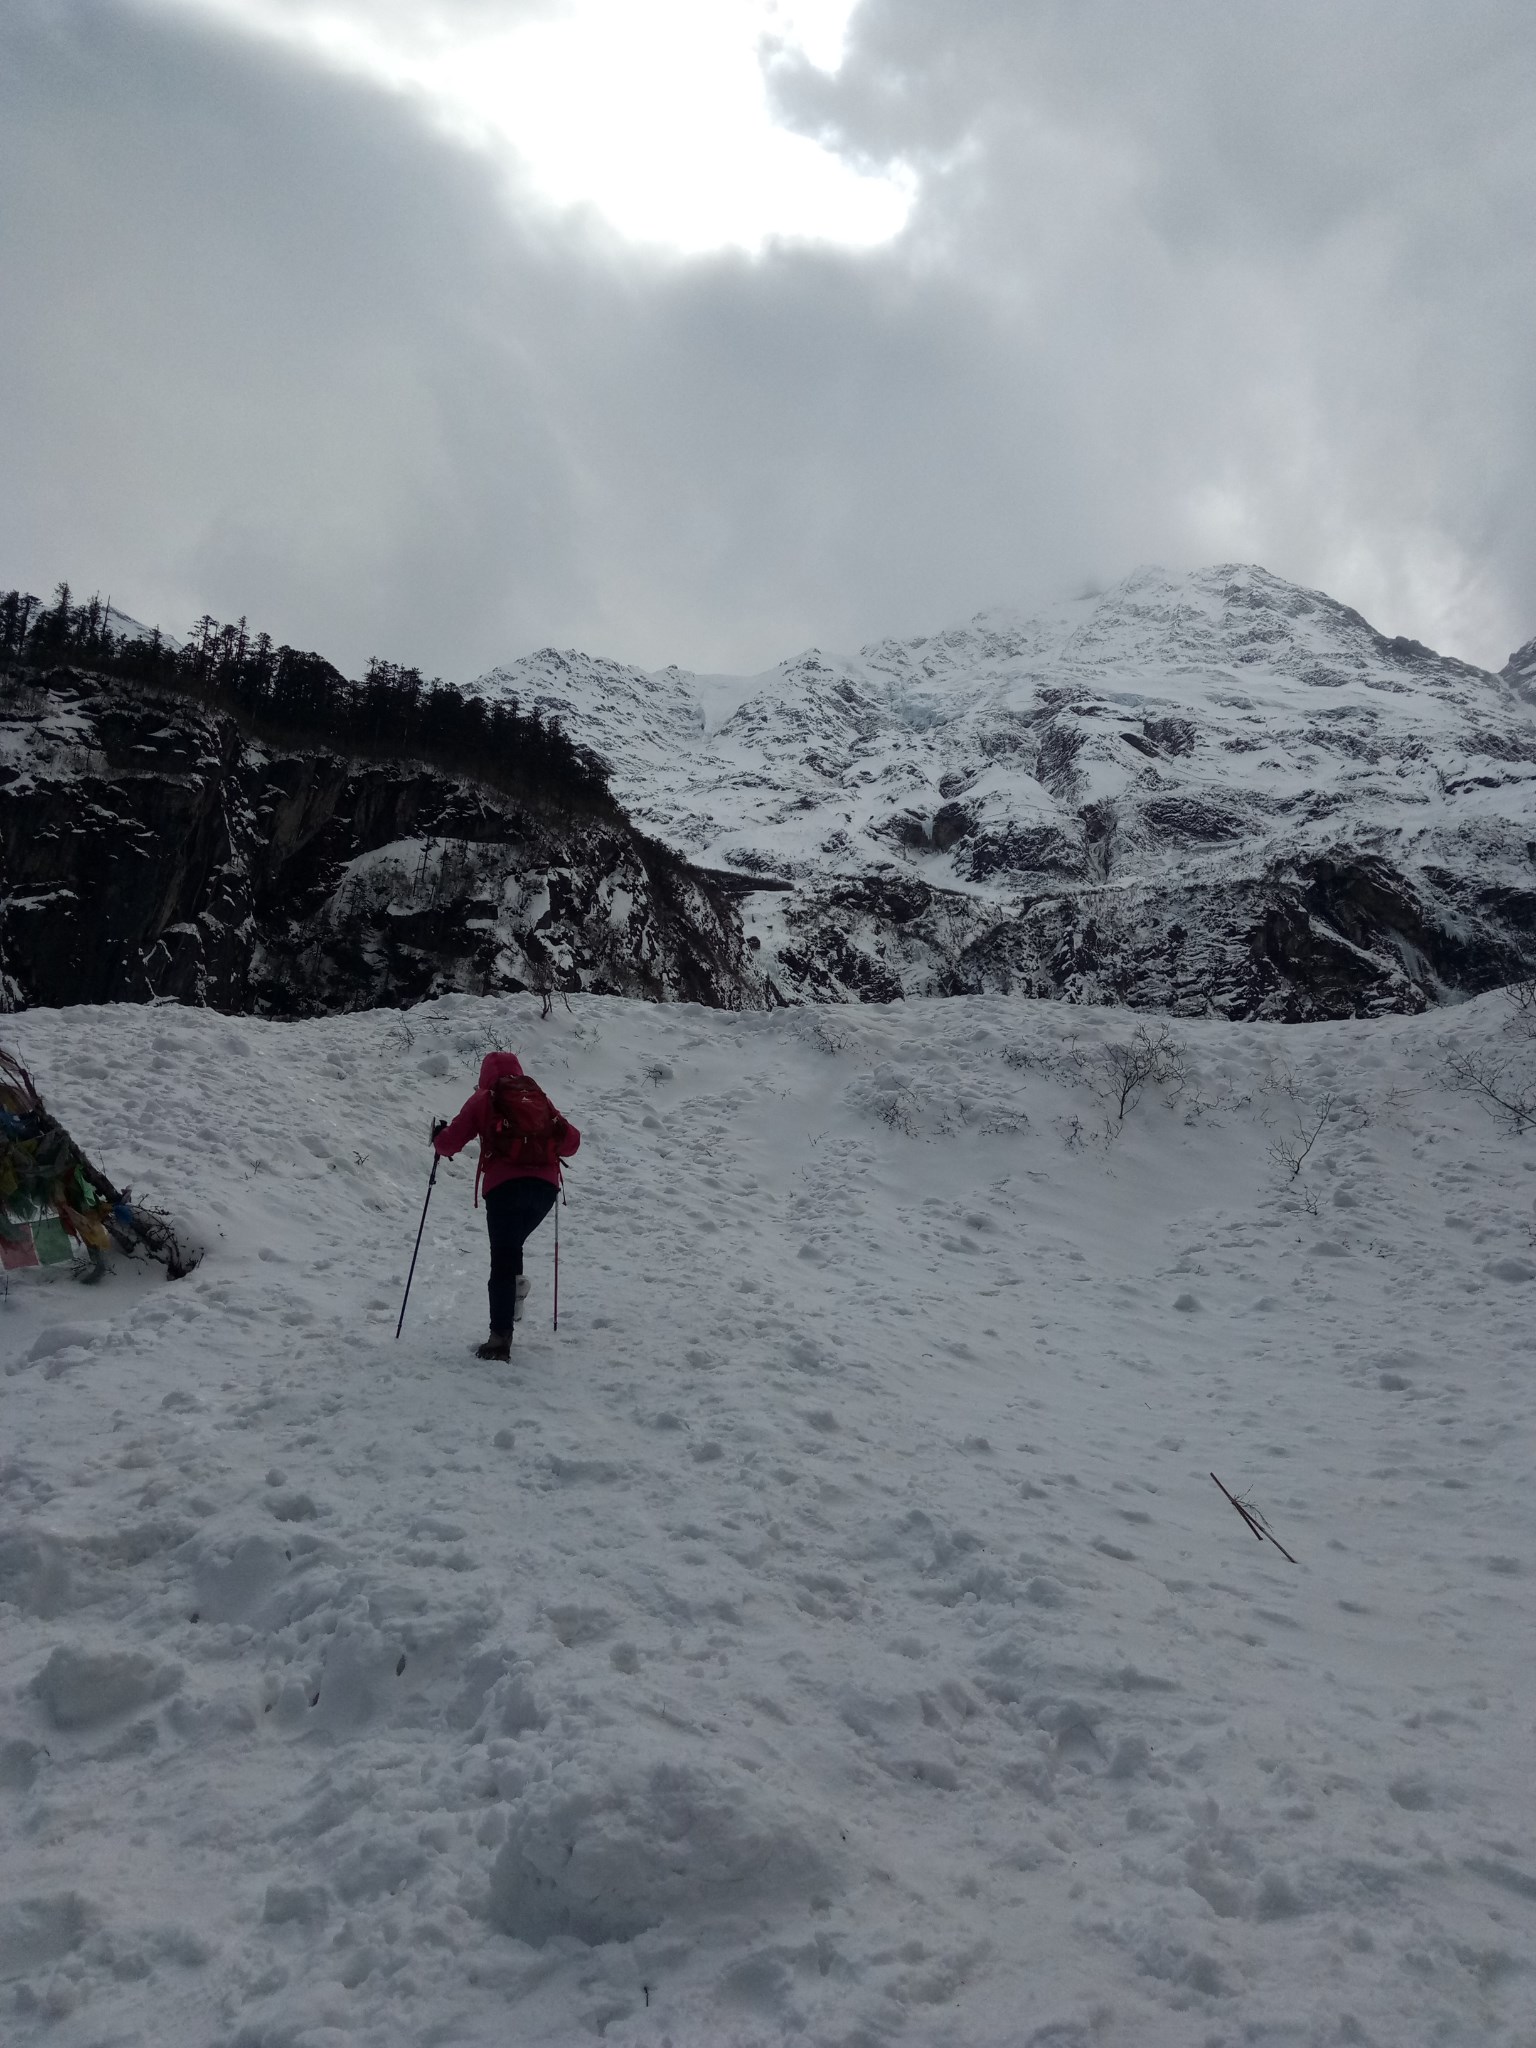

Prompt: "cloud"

[0,0,1530,679]
[774,0,1536,658]
[140,0,912,252]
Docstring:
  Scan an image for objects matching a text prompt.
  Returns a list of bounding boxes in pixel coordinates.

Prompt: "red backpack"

[476,1072,563,1202]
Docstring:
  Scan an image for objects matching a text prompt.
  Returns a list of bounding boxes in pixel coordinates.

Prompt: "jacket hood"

[478,1051,525,1090]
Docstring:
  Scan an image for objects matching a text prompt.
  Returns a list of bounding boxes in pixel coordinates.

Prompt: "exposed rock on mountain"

[478,566,1536,1018]
[4,565,1534,1021]
[0,667,758,1015]
[1505,634,1536,697]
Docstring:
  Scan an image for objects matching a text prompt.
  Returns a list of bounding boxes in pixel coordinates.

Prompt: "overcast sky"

[1,0,1532,678]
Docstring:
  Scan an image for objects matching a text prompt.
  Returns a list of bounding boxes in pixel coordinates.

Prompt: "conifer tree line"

[0,582,612,807]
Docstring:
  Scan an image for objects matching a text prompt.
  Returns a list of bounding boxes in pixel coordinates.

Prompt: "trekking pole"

[552,1189,560,1332]
[396,1130,443,1340]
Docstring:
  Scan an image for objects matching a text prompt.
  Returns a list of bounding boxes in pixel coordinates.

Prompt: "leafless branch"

[1441,1046,1536,1134]
[1267,1090,1336,1183]
[1504,974,1536,1039]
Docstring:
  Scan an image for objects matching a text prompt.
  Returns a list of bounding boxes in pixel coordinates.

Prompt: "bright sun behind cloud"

[150,0,913,253]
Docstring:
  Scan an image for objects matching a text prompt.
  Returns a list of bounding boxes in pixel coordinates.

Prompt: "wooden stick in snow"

[1211,1472,1297,1564]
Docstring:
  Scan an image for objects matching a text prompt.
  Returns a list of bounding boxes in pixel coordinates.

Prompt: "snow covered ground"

[3,990,1535,2046]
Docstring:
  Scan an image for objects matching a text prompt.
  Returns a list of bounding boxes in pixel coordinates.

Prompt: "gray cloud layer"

[1,0,1531,677]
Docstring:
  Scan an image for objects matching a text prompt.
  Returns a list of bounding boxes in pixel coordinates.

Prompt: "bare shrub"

[1004,1021,1188,1145]
[805,1012,853,1058]
[1435,974,1536,1132]
[1265,1090,1338,1213]
[532,976,573,1019]
[869,1082,920,1135]
[1095,1023,1187,1123]
[0,676,48,717]
[1506,973,1536,1037]
[1441,1045,1536,1134]
[1267,1090,1335,1181]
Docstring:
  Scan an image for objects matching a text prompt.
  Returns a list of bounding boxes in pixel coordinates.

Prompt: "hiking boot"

[513,1274,531,1323]
[475,1331,512,1362]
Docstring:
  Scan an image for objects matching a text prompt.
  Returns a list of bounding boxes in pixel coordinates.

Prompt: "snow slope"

[481,565,1535,894]
[102,606,181,651]
[3,991,1536,2045]
[477,565,1536,1010]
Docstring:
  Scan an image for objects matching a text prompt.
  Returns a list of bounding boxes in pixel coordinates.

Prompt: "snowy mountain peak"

[859,563,1498,702]
[1504,631,1536,697]
[104,603,181,650]
[472,561,1527,882]
[467,563,1536,1014]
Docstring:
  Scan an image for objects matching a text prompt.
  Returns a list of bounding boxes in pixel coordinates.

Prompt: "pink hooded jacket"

[432,1051,580,1197]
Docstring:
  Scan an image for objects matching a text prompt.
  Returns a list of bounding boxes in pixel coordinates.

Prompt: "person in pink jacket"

[432,1051,580,1359]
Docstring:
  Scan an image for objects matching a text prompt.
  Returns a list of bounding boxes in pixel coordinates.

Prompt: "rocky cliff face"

[0,667,761,1015]
[6,566,1536,1024]
[477,565,1536,1019]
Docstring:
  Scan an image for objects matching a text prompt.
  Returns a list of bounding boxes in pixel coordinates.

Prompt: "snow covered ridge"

[1505,633,1536,696]
[5,562,1535,1020]
[3,989,1536,2043]
[476,565,1536,1015]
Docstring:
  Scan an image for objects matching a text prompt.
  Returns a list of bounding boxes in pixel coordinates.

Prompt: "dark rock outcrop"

[0,666,761,1015]
[943,853,1536,1020]
[748,850,1536,1021]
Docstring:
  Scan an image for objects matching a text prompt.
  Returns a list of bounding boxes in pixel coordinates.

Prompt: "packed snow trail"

[2,993,1534,2046]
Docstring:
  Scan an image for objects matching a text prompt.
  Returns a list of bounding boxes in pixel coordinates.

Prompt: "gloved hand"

[430,1117,448,1143]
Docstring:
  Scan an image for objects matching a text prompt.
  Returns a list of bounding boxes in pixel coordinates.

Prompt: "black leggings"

[484,1178,558,1333]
